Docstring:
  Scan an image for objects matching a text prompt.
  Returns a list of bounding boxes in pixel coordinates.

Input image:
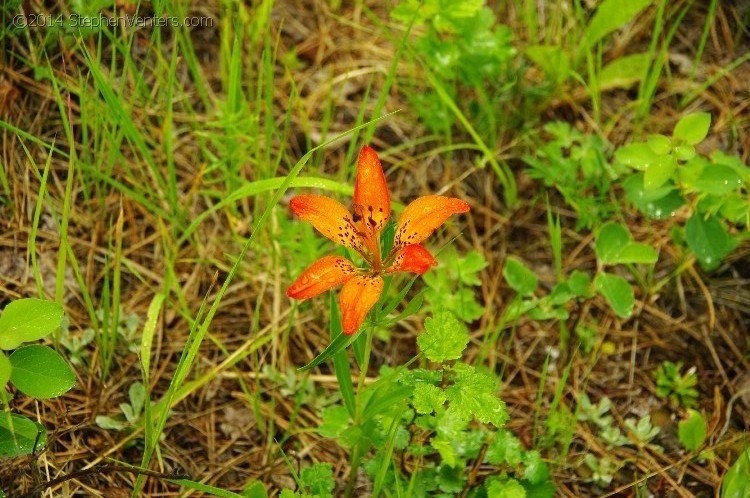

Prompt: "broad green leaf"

[694,165,743,195]
[722,448,750,498]
[9,345,75,399]
[678,409,707,451]
[647,134,672,155]
[615,243,659,265]
[568,271,592,297]
[595,272,634,318]
[615,142,659,171]
[0,353,10,387]
[623,173,685,219]
[523,450,551,484]
[418,311,469,363]
[583,0,652,48]
[674,112,711,145]
[644,156,676,190]
[445,363,507,426]
[503,257,538,296]
[600,53,650,90]
[0,413,47,457]
[242,481,268,498]
[595,223,631,264]
[412,383,446,414]
[0,299,64,350]
[674,144,696,161]
[685,214,738,271]
[486,430,524,466]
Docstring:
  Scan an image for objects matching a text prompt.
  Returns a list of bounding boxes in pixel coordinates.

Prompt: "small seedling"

[654,361,699,408]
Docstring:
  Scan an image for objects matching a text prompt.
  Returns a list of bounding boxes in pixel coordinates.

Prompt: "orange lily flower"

[287,146,470,335]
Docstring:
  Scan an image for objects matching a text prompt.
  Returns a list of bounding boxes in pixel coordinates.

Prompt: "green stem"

[345,326,375,498]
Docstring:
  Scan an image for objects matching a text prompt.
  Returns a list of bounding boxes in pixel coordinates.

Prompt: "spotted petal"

[290,194,364,251]
[353,146,390,233]
[339,275,384,335]
[394,195,470,249]
[388,244,437,275]
[287,255,356,300]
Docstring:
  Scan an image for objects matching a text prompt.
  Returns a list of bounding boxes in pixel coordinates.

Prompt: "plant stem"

[344,326,375,498]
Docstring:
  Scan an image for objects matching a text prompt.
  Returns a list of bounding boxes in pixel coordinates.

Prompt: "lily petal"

[353,146,390,233]
[287,256,356,300]
[388,244,437,275]
[339,274,384,335]
[290,194,364,251]
[394,195,470,248]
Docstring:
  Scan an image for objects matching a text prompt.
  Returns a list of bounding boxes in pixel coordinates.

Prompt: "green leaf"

[594,272,634,318]
[523,450,551,484]
[318,405,350,439]
[329,294,355,417]
[526,45,570,85]
[486,429,524,466]
[583,0,652,48]
[0,413,47,457]
[595,223,631,263]
[412,383,446,414]
[673,112,711,145]
[685,214,738,271]
[487,478,526,498]
[678,409,707,451]
[600,53,650,90]
[503,257,538,296]
[674,144,696,161]
[418,311,469,363]
[615,142,660,171]
[643,156,676,190]
[298,329,362,372]
[647,134,672,155]
[722,448,750,498]
[615,243,659,265]
[9,345,75,399]
[242,481,268,498]
[623,174,685,219]
[300,463,335,496]
[694,165,743,195]
[568,271,592,297]
[445,363,507,427]
[0,353,10,387]
[0,299,64,350]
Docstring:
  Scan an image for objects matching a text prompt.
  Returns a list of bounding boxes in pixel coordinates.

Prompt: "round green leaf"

[678,409,707,451]
[0,353,10,387]
[685,214,738,271]
[502,257,538,296]
[595,222,631,264]
[616,243,659,265]
[9,345,75,399]
[623,174,685,219]
[644,155,676,190]
[0,299,64,350]
[594,272,634,318]
[673,112,711,145]
[674,144,696,161]
[694,164,743,195]
[0,413,47,458]
[647,134,672,155]
[615,142,659,171]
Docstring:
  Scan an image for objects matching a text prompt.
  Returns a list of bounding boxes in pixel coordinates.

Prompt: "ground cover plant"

[0,0,749,496]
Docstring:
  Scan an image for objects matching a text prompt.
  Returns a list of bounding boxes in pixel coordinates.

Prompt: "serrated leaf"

[487,478,526,498]
[678,409,707,451]
[446,363,507,427]
[523,450,551,485]
[418,311,469,363]
[0,299,64,350]
[722,448,750,498]
[685,214,737,271]
[299,463,335,496]
[503,257,538,296]
[486,429,524,466]
[318,405,350,439]
[0,413,47,457]
[674,112,711,145]
[9,345,75,399]
[594,272,634,318]
[413,383,446,414]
